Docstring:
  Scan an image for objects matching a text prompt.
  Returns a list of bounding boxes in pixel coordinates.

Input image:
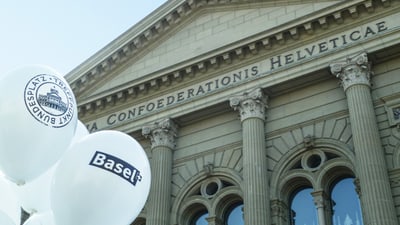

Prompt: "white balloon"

[70,120,89,145]
[23,211,55,225]
[0,64,77,184]
[0,211,17,225]
[51,130,151,225]
[14,120,88,214]
[0,176,21,225]
[12,165,56,214]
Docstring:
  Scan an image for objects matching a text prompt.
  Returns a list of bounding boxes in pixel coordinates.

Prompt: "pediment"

[70,1,343,102]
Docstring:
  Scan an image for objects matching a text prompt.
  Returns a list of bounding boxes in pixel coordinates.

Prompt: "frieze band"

[85,16,397,132]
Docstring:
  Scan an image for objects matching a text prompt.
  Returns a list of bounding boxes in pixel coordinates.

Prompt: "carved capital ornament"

[142,118,177,149]
[330,52,372,91]
[230,88,267,121]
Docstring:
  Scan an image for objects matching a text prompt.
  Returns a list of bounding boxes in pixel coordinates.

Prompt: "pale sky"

[0,1,167,76]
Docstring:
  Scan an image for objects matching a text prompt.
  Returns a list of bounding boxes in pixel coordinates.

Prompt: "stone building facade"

[65,0,400,225]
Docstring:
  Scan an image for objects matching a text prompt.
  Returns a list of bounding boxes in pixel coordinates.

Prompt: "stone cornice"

[70,0,395,117]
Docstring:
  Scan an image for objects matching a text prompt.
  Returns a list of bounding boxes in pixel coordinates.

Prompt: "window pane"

[195,212,208,225]
[291,188,318,225]
[332,178,363,225]
[227,204,244,225]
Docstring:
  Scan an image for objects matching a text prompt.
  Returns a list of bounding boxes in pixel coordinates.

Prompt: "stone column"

[230,88,270,225]
[312,191,331,225]
[142,118,177,225]
[330,52,398,225]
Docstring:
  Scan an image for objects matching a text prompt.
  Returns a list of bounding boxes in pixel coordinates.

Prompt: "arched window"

[290,188,318,225]
[226,203,244,225]
[331,178,363,225]
[172,173,242,225]
[193,212,208,225]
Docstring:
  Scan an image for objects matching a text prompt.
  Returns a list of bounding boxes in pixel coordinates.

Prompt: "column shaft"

[346,85,397,225]
[142,118,176,225]
[242,118,270,225]
[147,145,173,225]
[312,191,329,225]
[330,52,398,225]
[230,88,270,225]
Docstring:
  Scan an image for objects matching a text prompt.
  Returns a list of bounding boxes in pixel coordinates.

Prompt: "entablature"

[73,0,400,133]
[68,0,365,95]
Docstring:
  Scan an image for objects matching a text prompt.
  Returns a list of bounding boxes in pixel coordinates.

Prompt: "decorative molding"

[200,177,222,199]
[142,118,177,149]
[203,163,214,177]
[329,52,372,91]
[271,199,288,219]
[389,168,400,187]
[301,149,326,172]
[229,88,267,121]
[69,0,388,116]
[384,99,400,127]
[303,135,315,149]
[354,177,361,197]
[311,190,327,208]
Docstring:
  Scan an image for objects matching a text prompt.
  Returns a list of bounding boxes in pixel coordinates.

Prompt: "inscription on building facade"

[86,15,399,132]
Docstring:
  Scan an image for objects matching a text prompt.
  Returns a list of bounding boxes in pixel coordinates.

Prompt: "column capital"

[330,52,372,91]
[229,88,268,121]
[311,190,328,209]
[271,199,288,218]
[142,118,177,149]
[206,216,224,225]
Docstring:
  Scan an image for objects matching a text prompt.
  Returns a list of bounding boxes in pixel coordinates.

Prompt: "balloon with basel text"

[0,64,77,184]
[50,130,151,225]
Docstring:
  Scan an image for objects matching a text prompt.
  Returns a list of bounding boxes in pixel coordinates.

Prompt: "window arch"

[192,211,209,225]
[270,138,359,225]
[181,202,209,225]
[225,202,244,225]
[290,187,318,225]
[331,178,363,225]
[172,170,243,225]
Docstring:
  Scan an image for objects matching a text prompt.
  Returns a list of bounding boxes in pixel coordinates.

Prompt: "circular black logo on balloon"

[24,74,75,128]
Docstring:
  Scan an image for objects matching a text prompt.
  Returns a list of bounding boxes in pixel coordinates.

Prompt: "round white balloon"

[0,176,21,225]
[13,165,56,214]
[51,130,151,225]
[70,120,89,145]
[0,64,77,184]
[0,211,16,225]
[14,120,88,214]
[23,211,55,225]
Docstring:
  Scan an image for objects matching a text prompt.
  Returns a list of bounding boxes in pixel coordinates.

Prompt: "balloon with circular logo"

[0,64,77,184]
[51,130,151,225]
